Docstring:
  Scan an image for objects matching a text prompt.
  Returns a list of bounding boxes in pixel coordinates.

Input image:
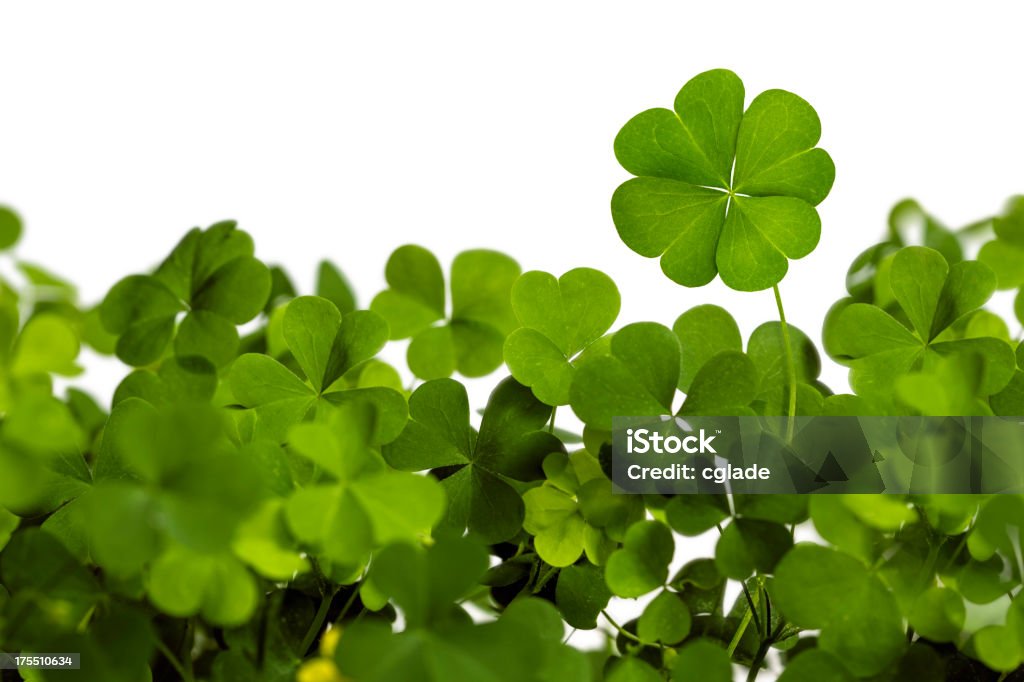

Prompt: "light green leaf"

[147,546,258,626]
[605,520,674,598]
[505,268,619,405]
[11,313,81,376]
[908,585,965,643]
[637,590,691,645]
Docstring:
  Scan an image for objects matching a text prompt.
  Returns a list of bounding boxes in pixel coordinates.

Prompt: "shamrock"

[612,69,834,291]
[370,245,520,379]
[569,322,758,431]
[283,403,445,568]
[504,267,620,405]
[522,450,643,567]
[229,295,407,443]
[774,545,906,677]
[382,377,562,544]
[978,195,1024,325]
[604,520,674,598]
[101,221,272,367]
[825,246,1015,404]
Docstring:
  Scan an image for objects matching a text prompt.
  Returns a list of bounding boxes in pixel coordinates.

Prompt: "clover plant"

[0,69,1022,681]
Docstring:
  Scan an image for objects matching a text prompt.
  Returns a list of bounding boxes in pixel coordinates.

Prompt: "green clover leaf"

[229,295,407,443]
[0,206,22,251]
[554,562,612,630]
[826,246,1015,404]
[637,589,691,645]
[715,518,792,580]
[383,377,561,543]
[612,69,834,291]
[146,544,259,626]
[101,221,272,367]
[284,404,445,568]
[523,450,643,567]
[604,520,674,598]
[371,245,521,379]
[364,534,489,628]
[774,544,906,677]
[670,640,732,682]
[569,322,680,427]
[504,268,620,406]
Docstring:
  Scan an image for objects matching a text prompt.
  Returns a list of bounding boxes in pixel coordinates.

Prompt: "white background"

[2,1,1023,675]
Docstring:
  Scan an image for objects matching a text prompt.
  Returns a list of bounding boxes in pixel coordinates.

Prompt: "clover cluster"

[0,69,1023,681]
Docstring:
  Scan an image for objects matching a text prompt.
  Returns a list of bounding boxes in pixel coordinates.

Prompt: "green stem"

[727,607,753,659]
[740,582,762,636]
[746,640,772,682]
[773,284,797,441]
[300,586,339,657]
[602,610,643,644]
[155,637,194,682]
[336,586,361,623]
[548,406,557,434]
[533,565,558,594]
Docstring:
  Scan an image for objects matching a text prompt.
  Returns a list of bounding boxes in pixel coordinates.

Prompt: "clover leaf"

[570,322,680,427]
[101,221,272,367]
[774,544,906,676]
[284,404,445,568]
[826,246,1015,404]
[604,520,674,598]
[383,377,562,543]
[522,450,643,566]
[364,534,489,628]
[0,206,22,251]
[504,268,620,405]
[229,295,406,443]
[612,69,834,291]
[371,245,521,379]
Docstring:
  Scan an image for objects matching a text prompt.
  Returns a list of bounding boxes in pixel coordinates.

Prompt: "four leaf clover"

[612,69,835,291]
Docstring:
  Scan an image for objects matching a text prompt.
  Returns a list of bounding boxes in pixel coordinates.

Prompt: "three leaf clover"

[371,245,521,379]
[826,246,1015,404]
[229,295,406,443]
[100,221,271,367]
[612,69,835,291]
[504,268,620,406]
[382,377,562,543]
[522,450,643,567]
[284,403,445,568]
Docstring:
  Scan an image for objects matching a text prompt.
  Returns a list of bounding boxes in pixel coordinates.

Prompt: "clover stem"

[773,284,797,441]
[300,585,340,658]
[726,606,753,659]
[548,406,557,434]
[155,637,194,682]
[601,610,643,644]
